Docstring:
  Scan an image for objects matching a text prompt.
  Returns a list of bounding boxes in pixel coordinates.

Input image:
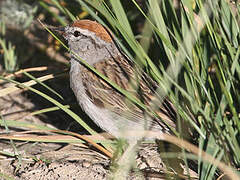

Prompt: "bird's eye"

[73,31,81,37]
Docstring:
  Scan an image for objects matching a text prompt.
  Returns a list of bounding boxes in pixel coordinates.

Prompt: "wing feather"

[80,55,176,131]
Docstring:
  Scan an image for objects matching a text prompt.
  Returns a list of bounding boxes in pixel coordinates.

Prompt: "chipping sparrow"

[56,20,176,139]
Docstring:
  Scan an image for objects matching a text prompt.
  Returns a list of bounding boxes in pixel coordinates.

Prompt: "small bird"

[55,20,176,139]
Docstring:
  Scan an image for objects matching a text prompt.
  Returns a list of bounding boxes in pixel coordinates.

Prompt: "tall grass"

[75,0,240,178]
[1,0,240,179]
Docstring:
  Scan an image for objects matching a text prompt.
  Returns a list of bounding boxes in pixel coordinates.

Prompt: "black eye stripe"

[73,31,81,37]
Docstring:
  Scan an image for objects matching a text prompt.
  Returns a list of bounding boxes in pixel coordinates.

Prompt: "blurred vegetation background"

[0,0,240,179]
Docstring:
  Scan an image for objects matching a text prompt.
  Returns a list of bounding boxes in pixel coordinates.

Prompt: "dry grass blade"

[0,130,113,158]
[0,66,49,85]
[0,74,54,97]
[52,130,113,158]
[2,66,48,80]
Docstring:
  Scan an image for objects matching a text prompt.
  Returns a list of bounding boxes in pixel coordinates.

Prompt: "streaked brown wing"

[80,55,176,130]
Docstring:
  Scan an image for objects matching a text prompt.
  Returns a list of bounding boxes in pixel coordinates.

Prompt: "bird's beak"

[50,26,66,38]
